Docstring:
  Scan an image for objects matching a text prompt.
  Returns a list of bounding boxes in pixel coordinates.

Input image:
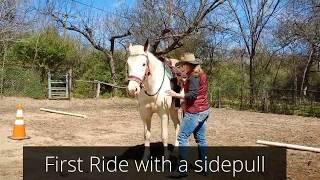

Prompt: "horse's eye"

[142,63,146,67]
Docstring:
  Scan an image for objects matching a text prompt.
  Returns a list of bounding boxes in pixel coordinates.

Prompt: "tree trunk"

[300,45,315,99]
[249,53,255,108]
[293,56,297,105]
[240,51,245,110]
[271,59,283,88]
[104,53,117,96]
[1,44,7,98]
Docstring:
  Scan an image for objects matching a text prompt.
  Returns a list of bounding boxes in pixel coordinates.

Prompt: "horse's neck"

[144,53,165,90]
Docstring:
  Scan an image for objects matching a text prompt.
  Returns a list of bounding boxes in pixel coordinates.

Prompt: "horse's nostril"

[135,88,138,92]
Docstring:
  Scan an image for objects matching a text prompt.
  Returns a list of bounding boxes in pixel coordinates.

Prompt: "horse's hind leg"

[140,108,152,160]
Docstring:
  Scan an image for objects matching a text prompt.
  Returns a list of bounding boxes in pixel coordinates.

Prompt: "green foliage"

[73,52,110,98]
[13,27,80,79]
[73,81,95,98]
[77,52,111,81]
[1,67,45,99]
[73,50,127,98]
[1,27,81,98]
[207,62,249,99]
[309,72,320,88]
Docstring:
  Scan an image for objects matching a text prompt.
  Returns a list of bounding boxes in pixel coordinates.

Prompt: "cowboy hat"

[176,53,202,66]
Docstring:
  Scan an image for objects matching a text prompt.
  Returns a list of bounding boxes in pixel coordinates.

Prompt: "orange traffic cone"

[8,104,30,140]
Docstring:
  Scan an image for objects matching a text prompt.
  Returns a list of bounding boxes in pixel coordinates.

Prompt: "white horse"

[127,41,180,159]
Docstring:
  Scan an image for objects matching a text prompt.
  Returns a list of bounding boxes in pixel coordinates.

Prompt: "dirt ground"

[0,97,319,180]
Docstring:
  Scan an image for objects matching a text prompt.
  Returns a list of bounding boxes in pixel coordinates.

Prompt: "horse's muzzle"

[127,81,141,96]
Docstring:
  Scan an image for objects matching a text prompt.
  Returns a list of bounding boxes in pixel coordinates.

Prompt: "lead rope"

[144,62,166,96]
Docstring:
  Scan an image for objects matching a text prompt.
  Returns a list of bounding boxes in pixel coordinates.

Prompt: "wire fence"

[1,65,320,117]
[73,80,127,98]
[209,87,320,118]
[0,65,46,99]
[0,65,127,99]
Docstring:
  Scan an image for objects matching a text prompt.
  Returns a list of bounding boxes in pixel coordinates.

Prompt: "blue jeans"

[177,108,210,164]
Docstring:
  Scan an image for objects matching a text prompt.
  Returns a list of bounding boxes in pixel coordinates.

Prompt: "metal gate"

[48,72,70,99]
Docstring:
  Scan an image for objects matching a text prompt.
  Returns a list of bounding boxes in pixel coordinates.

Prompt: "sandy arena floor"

[0,97,319,179]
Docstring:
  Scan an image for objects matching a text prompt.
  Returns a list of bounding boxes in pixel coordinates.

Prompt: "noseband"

[127,53,165,96]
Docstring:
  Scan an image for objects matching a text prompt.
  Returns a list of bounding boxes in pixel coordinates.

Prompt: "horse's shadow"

[119,142,176,161]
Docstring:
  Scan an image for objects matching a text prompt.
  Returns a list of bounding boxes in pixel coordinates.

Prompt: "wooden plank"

[256,140,320,153]
[51,94,67,96]
[95,80,100,98]
[49,97,69,100]
[51,95,67,97]
[76,80,127,89]
[66,73,69,98]
[99,81,127,89]
[51,81,66,84]
[48,72,52,99]
[40,108,87,118]
[51,87,67,91]
[51,96,67,98]
[51,92,67,94]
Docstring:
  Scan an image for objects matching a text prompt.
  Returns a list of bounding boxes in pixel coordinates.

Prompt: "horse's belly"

[140,98,172,113]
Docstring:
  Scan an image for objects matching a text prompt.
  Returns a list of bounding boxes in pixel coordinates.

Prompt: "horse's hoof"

[171,147,179,157]
[142,151,150,161]
[164,150,170,160]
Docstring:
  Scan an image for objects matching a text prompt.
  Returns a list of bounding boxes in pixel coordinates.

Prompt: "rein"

[128,53,166,97]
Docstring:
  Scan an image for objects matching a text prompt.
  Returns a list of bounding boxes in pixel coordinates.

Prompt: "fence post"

[68,69,72,99]
[240,86,243,110]
[65,73,69,99]
[263,90,269,112]
[218,88,221,108]
[48,72,52,99]
[95,80,101,99]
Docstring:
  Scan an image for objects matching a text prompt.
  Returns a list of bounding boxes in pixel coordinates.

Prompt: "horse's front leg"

[140,108,152,161]
[159,110,170,159]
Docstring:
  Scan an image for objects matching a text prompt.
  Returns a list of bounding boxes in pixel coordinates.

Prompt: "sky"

[31,0,136,15]
[30,0,137,34]
[89,0,135,9]
[28,0,287,53]
[66,0,136,13]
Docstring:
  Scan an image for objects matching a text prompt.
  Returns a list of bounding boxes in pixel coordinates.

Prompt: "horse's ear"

[128,43,133,51]
[144,39,149,52]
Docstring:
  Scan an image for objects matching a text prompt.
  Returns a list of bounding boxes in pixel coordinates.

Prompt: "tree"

[276,0,320,97]
[0,0,34,44]
[226,0,281,107]
[13,28,80,82]
[0,0,34,97]
[43,0,131,95]
[126,0,225,55]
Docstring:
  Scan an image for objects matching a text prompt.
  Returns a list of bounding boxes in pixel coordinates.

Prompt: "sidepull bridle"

[127,53,166,96]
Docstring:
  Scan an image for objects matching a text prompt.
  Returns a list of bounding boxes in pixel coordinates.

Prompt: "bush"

[2,67,45,99]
